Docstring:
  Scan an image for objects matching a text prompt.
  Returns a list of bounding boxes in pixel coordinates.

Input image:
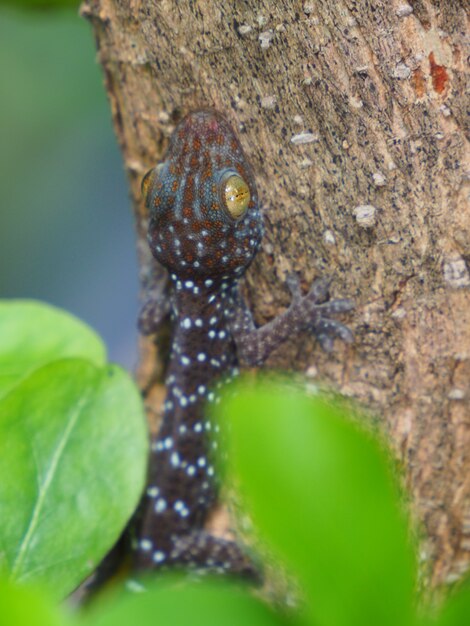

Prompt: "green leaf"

[85,577,290,626]
[0,1,79,10]
[0,300,105,400]
[436,579,470,626]
[217,381,416,626]
[0,577,72,626]
[0,359,148,598]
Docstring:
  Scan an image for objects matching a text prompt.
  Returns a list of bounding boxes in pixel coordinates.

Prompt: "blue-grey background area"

[0,7,140,368]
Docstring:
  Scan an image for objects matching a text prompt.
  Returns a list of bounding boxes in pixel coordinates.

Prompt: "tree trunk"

[81,0,470,590]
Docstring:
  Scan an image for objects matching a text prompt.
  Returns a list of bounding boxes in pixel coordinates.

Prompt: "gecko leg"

[229,274,354,366]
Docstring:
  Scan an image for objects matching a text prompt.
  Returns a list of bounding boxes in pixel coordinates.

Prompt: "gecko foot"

[170,531,262,583]
[286,273,354,352]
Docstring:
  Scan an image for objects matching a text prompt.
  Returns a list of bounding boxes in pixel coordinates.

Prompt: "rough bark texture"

[81,0,469,589]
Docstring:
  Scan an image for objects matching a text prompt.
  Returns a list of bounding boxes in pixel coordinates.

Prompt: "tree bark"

[81,0,470,589]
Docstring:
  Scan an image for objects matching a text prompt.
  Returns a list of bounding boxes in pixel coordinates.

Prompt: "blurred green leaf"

[436,579,470,626]
[0,300,105,400]
[85,577,291,626]
[217,381,416,626]
[0,359,148,598]
[0,577,72,626]
[0,1,79,12]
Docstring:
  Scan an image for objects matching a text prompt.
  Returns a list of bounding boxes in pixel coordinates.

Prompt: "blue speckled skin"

[135,111,353,578]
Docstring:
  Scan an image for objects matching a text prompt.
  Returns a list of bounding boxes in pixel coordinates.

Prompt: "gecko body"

[136,110,353,577]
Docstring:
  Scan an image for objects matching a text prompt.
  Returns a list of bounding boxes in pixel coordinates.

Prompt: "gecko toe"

[313,318,354,350]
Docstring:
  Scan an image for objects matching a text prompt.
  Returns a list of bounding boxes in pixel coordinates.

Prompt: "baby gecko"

[135,110,353,578]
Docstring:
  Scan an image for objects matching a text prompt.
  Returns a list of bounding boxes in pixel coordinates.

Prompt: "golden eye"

[223,174,250,219]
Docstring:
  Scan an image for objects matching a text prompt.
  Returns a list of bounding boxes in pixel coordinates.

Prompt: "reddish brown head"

[142,110,263,281]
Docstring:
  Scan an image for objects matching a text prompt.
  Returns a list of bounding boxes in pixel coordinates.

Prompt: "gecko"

[134,110,354,578]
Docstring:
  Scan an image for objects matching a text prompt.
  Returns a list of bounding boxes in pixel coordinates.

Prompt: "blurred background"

[0,2,139,368]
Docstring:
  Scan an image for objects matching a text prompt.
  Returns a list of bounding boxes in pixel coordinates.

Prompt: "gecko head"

[142,110,263,281]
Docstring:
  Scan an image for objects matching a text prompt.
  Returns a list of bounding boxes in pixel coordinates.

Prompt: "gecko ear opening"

[221,172,251,220]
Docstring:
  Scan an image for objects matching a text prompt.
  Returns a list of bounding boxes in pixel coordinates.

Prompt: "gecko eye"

[141,164,165,203]
[221,173,250,220]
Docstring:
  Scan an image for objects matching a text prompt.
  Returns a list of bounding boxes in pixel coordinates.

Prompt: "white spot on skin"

[180,355,190,366]
[140,539,152,551]
[194,423,203,432]
[147,486,159,497]
[197,353,206,362]
[171,452,180,467]
[218,330,226,338]
[198,385,206,395]
[164,437,173,449]
[182,318,192,329]
[204,279,213,287]
[174,500,184,512]
[179,424,187,434]
[195,319,203,327]
[185,280,194,288]
[209,316,217,325]
[208,330,216,339]
[155,498,167,513]
[208,392,215,402]
[187,465,196,476]
[153,551,166,563]
[180,396,188,407]
[197,457,206,467]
